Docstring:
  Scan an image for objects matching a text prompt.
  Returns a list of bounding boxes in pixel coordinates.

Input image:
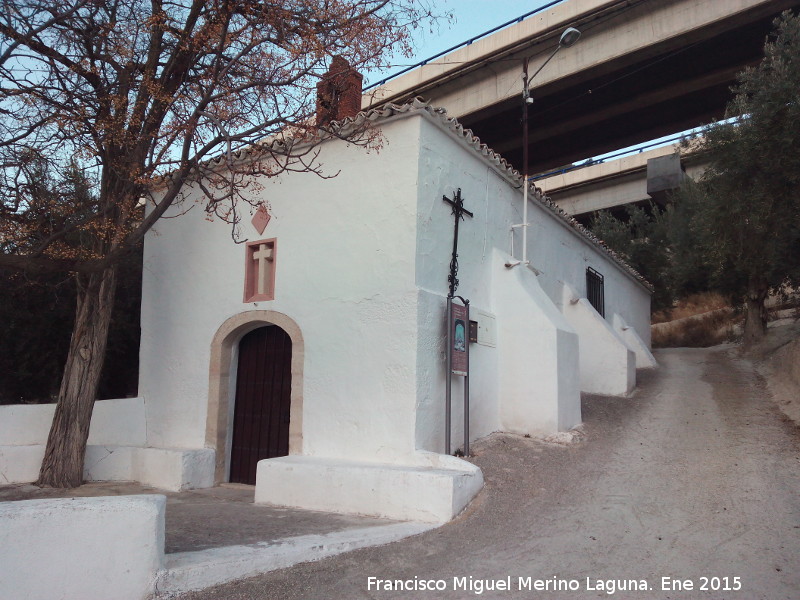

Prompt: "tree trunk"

[37,265,117,488]
[742,277,768,347]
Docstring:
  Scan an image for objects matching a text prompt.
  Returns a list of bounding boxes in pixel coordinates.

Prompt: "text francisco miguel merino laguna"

[367,575,743,595]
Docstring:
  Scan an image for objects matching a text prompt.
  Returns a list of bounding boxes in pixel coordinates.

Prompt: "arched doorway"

[229,325,292,485]
[206,310,304,485]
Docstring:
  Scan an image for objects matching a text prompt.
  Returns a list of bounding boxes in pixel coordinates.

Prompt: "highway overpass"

[535,142,707,222]
[363,0,799,176]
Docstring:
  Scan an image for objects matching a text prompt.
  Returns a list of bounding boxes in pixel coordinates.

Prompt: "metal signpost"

[443,189,472,456]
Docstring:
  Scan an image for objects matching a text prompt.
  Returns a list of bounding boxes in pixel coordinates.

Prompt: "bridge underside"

[439,1,800,176]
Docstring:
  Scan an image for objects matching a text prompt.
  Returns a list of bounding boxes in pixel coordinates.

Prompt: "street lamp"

[527,27,581,92]
[510,26,581,268]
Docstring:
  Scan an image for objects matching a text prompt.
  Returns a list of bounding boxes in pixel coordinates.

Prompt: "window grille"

[586,267,605,317]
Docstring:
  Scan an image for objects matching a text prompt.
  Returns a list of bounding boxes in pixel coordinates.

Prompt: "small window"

[244,238,276,302]
[586,267,605,317]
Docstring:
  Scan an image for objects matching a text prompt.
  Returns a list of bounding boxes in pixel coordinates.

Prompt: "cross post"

[443,188,473,298]
[442,188,472,458]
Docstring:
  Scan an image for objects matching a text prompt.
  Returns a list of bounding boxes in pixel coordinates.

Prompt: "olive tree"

[678,11,800,345]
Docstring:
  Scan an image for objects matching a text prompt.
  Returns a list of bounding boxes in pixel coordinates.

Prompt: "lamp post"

[512,27,580,267]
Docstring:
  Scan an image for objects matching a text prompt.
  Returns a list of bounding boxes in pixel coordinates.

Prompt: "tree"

[675,11,800,345]
[0,161,141,405]
[589,204,673,312]
[0,249,141,404]
[588,198,719,316]
[0,0,437,487]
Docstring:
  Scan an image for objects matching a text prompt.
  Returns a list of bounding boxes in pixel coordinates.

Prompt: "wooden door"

[229,325,292,484]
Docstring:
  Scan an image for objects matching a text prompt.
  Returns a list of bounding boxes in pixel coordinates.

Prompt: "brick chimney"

[316,56,363,127]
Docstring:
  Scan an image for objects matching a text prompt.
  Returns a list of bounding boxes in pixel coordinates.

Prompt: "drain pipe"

[506,58,533,269]
[507,27,581,269]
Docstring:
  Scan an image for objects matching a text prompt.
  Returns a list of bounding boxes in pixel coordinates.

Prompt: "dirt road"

[179,347,800,600]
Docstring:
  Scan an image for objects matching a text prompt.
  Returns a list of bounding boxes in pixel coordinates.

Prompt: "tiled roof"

[337,98,653,291]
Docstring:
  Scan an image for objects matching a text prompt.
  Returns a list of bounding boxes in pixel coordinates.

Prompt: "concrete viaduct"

[533,142,708,221]
[362,0,798,214]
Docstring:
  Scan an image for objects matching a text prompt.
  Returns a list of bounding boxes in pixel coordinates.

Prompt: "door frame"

[207,310,304,484]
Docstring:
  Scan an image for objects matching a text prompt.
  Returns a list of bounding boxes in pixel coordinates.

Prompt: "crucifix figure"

[443,188,473,298]
[252,243,274,296]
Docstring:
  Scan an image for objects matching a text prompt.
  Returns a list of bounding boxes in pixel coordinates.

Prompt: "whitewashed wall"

[410,114,650,345]
[138,107,651,483]
[139,118,424,465]
[410,112,649,450]
[0,398,145,446]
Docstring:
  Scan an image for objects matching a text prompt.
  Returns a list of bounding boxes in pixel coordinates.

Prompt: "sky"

[363,0,562,87]
[363,0,694,163]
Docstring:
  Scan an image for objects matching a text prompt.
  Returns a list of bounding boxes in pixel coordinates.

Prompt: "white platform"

[0,444,214,492]
[0,495,165,600]
[255,454,484,523]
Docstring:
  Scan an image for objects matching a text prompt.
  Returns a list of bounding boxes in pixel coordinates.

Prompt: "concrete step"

[255,454,484,523]
[155,521,435,597]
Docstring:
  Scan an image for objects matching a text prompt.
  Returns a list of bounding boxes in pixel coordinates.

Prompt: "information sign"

[451,302,468,376]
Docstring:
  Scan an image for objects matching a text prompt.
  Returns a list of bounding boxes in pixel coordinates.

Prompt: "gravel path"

[178,346,800,600]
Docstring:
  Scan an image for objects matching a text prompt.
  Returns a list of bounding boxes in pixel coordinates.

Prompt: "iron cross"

[443,188,473,298]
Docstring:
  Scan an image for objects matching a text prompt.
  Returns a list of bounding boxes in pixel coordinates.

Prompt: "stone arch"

[206,310,304,484]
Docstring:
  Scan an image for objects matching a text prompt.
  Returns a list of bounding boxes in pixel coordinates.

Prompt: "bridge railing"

[364,0,565,90]
[529,132,696,182]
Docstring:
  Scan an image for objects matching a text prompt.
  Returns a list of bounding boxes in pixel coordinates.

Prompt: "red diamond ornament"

[251,205,271,235]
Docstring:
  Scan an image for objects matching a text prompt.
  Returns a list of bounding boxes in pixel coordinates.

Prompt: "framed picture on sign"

[451,302,468,376]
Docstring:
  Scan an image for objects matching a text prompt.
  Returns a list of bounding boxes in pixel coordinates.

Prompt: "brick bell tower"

[316,55,364,127]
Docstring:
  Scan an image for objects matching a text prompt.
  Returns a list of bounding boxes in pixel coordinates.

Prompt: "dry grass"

[651,291,800,348]
[652,292,730,324]
[651,308,741,348]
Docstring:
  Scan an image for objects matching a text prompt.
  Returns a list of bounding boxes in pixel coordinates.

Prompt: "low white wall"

[0,444,214,491]
[0,398,148,485]
[0,444,45,485]
[562,283,636,396]
[82,446,215,491]
[0,404,55,445]
[134,447,215,491]
[0,399,213,491]
[0,494,165,600]
[0,397,146,446]
[83,445,137,482]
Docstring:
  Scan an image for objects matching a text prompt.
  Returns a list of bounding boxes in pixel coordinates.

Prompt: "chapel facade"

[0,64,655,523]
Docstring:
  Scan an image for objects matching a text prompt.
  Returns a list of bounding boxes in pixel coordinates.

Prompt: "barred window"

[586,267,605,317]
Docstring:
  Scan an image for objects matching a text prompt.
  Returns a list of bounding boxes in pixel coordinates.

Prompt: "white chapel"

[0,61,655,523]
